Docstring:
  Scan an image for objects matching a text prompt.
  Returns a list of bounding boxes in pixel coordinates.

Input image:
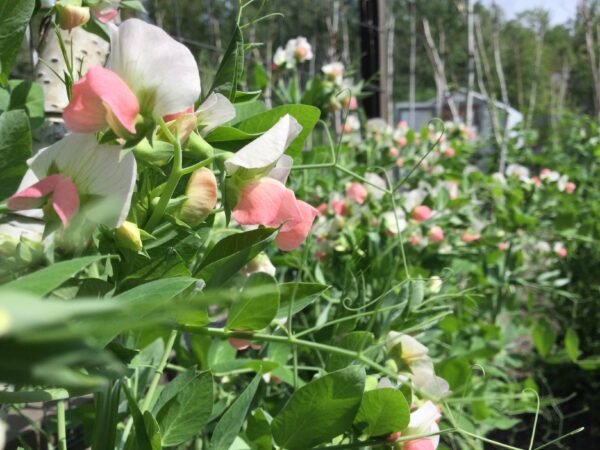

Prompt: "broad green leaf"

[156,371,213,446]
[0,0,35,85]
[532,318,556,358]
[565,328,581,362]
[8,80,44,129]
[197,228,276,288]
[229,100,267,125]
[236,104,321,158]
[0,388,70,403]
[354,388,410,437]
[209,26,244,100]
[2,255,107,296]
[209,374,261,450]
[0,109,31,198]
[121,0,147,12]
[272,366,366,449]
[326,332,375,372]
[246,408,272,450]
[275,282,328,320]
[204,126,261,151]
[226,273,279,331]
[436,358,470,391]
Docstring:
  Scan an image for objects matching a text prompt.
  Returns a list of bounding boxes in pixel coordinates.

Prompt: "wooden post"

[360,0,387,119]
[408,0,416,127]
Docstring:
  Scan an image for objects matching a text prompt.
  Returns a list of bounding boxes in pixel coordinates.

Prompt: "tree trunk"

[466,0,475,128]
[492,2,510,173]
[580,0,600,122]
[408,0,416,127]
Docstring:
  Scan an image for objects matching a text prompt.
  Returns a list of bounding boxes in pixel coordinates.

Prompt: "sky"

[484,0,577,25]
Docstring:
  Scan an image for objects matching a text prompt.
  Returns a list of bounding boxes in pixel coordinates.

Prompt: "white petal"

[0,217,44,243]
[224,114,302,176]
[407,401,440,435]
[196,93,236,136]
[29,134,137,228]
[267,154,293,184]
[108,19,201,118]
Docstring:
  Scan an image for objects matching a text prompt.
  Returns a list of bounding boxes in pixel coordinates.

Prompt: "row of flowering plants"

[0,2,461,450]
[0,1,592,449]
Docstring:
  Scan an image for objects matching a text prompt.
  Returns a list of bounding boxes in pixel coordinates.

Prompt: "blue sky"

[485,0,577,25]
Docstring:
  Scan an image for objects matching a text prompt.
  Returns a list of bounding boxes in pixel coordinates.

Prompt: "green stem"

[180,156,214,175]
[145,120,183,231]
[181,326,400,381]
[57,399,67,450]
[141,330,178,412]
[313,428,456,449]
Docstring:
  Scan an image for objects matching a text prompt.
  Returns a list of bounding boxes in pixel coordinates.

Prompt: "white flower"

[505,164,530,182]
[322,62,344,85]
[382,209,407,235]
[107,19,201,118]
[286,36,313,63]
[365,172,387,200]
[273,46,288,67]
[195,93,236,136]
[224,114,301,180]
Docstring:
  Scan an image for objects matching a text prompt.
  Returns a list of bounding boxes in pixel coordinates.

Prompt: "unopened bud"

[179,168,218,226]
[116,221,142,251]
[56,4,90,31]
[241,253,276,277]
[428,276,442,294]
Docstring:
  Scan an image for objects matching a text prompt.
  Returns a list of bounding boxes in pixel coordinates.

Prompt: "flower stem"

[57,399,67,450]
[141,329,178,412]
[145,120,183,232]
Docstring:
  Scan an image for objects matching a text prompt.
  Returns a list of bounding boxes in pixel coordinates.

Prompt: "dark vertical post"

[360,0,381,118]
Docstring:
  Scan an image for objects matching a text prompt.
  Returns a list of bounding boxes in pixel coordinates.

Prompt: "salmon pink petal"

[346,182,368,204]
[95,8,118,23]
[7,175,62,211]
[233,178,302,229]
[275,200,319,251]
[164,106,194,122]
[52,177,80,225]
[412,205,433,222]
[404,439,436,450]
[63,66,139,136]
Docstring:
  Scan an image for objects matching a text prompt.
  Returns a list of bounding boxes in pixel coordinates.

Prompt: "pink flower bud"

[412,205,432,222]
[498,242,509,251]
[443,147,455,158]
[428,226,445,243]
[565,182,576,194]
[389,147,399,158]
[179,168,218,226]
[332,199,348,216]
[346,182,368,204]
[56,4,90,31]
[461,232,480,243]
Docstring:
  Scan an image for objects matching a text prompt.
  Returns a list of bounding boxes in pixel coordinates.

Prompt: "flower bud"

[428,276,442,294]
[241,253,276,277]
[116,221,143,251]
[179,168,218,226]
[56,4,90,31]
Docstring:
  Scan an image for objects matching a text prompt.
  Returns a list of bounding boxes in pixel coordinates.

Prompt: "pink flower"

[409,235,421,246]
[461,233,480,243]
[396,157,405,168]
[233,178,317,251]
[428,226,444,243]
[412,205,433,222]
[565,182,576,194]
[531,176,542,187]
[555,246,567,258]
[398,120,409,129]
[404,438,437,450]
[346,182,368,204]
[389,147,399,158]
[343,96,358,110]
[332,200,348,216]
[540,168,551,179]
[498,242,509,251]
[63,65,139,137]
[316,203,328,215]
[8,174,79,226]
[443,147,455,158]
[396,136,408,147]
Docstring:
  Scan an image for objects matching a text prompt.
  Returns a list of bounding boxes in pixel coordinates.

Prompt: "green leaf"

[236,105,321,158]
[156,371,213,446]
[196,228,276,288]
[0,0,35,85]
[272,366,366,449]
[7,80,44,129]
[354,388,410,437]
[326,332,375,372]
[565,328,581,362]
[209,26,244,100]
[436,358,471,391]
[226,273,279,331]
[209,374,261,450]
[0,109,31,198]
[143,412,162,450]
[204,126,261,151]
[2,255,106,296]
[532,318,556,358]
[121,0,146,12]
[122,384,153,450]
[275,282,328,320]
[246,408,272,450]
[229,100,267,125]
[91,381,122,450]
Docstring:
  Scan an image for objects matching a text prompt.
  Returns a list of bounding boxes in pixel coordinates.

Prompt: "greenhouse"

[0,0,597,449]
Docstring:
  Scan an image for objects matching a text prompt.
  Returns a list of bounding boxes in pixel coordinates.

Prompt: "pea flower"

[178,168,218,226]
[225,115,319,251]
[91,0,120,23]
[428,226,444,244]
[400,401,442,450]
[56,2,90,31]
[412,206,432,222]
[64,19,201,136]
[7,134,136,229]
[286,36,313,63]
[386,332,450,399]
[346,182,368,204]
[322,62,344,85]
